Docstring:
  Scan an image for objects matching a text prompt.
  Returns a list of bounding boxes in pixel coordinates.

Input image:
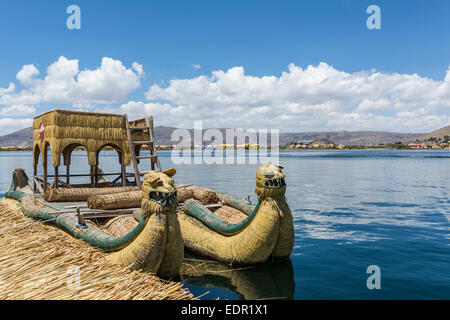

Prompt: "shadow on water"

[179,251,296,300]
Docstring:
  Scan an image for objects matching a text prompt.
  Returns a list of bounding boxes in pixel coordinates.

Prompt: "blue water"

[1,149,449,299]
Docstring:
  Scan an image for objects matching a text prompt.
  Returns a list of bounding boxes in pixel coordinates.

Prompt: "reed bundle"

[212,206,248,224]
[103,216,139,237]
[87,191,142,210]
[177,186,218,203]
[86,185,219,210]
[44,186,139,202]
[0,198,194,300]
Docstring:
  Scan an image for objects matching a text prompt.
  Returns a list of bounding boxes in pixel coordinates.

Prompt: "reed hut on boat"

[32,109,160,201]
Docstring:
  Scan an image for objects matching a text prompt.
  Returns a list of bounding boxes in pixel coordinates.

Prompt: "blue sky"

[0,0,449,134]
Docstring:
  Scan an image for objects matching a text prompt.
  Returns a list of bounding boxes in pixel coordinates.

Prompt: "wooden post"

[94,165,98,185]
[120,152,127,186]
[54,165,59,188]
[146,116,161,172]
[66,164,70,184]
[64,148,71,185]
[13,168,29,189]
[43,150,48,192]
[33,162,37,194]
[90,165,95,187]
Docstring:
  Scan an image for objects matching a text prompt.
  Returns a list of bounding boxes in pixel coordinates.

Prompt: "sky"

[0,0,449,134]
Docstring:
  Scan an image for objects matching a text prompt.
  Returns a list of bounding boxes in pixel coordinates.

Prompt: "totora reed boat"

[5,167,183,278]
[177,164,294,265]
[3,109,294,282]
[3,109,183,278]
[107,164,295,265]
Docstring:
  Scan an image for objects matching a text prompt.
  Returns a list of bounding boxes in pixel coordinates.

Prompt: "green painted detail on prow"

[4,171,147,252]
[183,193,260,236]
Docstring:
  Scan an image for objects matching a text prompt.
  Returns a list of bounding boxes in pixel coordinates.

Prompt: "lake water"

[1,149,449,299]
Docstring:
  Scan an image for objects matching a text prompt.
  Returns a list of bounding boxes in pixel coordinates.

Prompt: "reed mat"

[0,198,194,300]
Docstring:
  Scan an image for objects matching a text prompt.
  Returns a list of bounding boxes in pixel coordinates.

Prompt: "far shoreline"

[1,145,450,152]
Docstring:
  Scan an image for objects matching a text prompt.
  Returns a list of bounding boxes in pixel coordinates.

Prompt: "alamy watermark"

[366,5,381,30]
[65,5,381,31]
[366,265,381,290]
[66,265,81,290]
[169,121,280,165]
[1,266,81,292]
[66,5,81,30]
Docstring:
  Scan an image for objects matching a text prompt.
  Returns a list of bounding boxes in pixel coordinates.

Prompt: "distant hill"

[155,127,423,146]
[0,125,438,148]
[0,127,33,148]
[278,130,422,146]
[415,125,450,142]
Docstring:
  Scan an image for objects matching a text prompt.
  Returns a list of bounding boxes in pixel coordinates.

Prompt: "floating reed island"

[1,108,294,299]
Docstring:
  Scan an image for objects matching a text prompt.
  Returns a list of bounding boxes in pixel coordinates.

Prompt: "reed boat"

[3,108,294,274]
[105,164,295,266]
[5,167,183,278]
[2,109,184,277]
[177,164,294,265]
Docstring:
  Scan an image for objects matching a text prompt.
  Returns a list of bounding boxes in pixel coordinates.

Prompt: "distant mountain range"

[413,125,450,142]
[0,127,35,148]
[1,125,448,148]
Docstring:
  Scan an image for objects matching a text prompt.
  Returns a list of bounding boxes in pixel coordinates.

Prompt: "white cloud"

[142,63,450,132]
[0,118,33,133]
[16,64,40,87]
[0,83,16,95]
[1,60,449,134]
[132,62,144,77]
[0,56,143,106]
[0,105,36,117]
[192,64,201,70]
[114,100,187,123]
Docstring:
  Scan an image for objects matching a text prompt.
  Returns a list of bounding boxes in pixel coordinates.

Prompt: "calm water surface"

[1,149,449,299]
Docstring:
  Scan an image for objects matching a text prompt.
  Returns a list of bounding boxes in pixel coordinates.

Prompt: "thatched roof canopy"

[33,109,132,167]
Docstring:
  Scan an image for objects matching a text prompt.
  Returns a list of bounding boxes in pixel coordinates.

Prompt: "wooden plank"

[136,155,157,159]
[146,116,161,171]
[34,177,44,195]
[176,184,193,189]
[56,179,71,188]
[204,204,223,209]
[47,209,135,218]
[82,211,134,219]
[63,204,88,209]
[125,115,141,189]
[36,172,127,178]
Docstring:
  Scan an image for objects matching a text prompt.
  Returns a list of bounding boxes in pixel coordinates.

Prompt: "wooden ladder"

[125,115,161,189]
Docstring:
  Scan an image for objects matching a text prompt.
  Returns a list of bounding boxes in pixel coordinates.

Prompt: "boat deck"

[33,194,138,219]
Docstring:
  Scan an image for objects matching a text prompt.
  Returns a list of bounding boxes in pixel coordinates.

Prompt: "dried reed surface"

[177,186,218,203]
[45,186,139,202]
[103,216,139,237]
[87,190,142,209]
[212,206,247,224]
[88,185,219,210]
[0,198,194,300]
